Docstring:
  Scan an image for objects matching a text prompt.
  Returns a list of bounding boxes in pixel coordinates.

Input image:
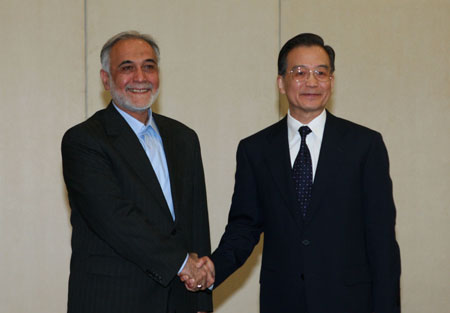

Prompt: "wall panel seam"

[84,0,88,119]
[278,0,282,118]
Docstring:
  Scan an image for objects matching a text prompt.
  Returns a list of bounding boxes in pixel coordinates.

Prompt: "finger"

[193,272,206,290]
[205,268,214,288]
[200,258,215,285]
[189,252,199,261]
[179,274,190,282]
[185,277,196,290]
[205,273,214,288]
[196,283,204,291]
[200,257,215,276]
[195,256,208,268]
[184,283,196,292]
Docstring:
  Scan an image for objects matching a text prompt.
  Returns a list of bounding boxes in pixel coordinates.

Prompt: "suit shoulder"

[330,114,382,139]
[152,113,203,154]
[62,109,108,142]
[239,118,286,146]
[152,113,196,135]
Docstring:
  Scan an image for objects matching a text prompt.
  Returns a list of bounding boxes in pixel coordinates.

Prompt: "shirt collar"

[113,102,160,136]
[287,109,327,141]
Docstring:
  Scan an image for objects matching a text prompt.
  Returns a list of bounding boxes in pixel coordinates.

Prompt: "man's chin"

[111,89,159,113]
[112,95,152,112]
[120,102,152,113]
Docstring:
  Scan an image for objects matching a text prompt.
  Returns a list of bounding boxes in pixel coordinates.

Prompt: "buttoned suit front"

[211,111,400,313]
[62,103,212,313]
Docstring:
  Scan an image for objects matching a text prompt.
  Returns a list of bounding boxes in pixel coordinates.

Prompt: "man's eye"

[295,70,307,77]
[143,64,156,71]
[315,70,327,77]
[120,66,134,72]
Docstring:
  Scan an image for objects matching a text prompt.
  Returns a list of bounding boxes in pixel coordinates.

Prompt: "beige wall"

[0,1,84,312]
[1,0,448,312]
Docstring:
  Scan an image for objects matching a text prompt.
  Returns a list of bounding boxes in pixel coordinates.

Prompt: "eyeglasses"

[287,66,332,83]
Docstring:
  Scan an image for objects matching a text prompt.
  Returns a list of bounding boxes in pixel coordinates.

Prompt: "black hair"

[278,33,335,75]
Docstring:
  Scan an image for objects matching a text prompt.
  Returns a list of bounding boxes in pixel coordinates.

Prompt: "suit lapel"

[101,104,172,219]
[152,114,183,223]
[305,112,346,224]
[264,117,304,228]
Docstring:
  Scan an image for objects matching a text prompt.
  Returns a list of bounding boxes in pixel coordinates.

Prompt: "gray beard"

[110,81,159,112]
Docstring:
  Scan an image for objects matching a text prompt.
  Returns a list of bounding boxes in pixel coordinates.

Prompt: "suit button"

[300,274,305,280]
[302,239,310,246]
[171,229,177,235]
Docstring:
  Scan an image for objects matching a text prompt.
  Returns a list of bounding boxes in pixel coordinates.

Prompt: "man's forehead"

[287,45,330,65]
[110,39,156,60]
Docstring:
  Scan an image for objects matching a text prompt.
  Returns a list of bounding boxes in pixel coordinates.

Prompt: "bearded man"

[61,31,213,313]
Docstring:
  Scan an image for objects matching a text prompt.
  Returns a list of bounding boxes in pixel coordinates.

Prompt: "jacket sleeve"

[363,132,401,313]
[211,140,264,287]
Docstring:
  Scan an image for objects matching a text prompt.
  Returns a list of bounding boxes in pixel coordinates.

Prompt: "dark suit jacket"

[62,104,212,313]
[212,112,401,313]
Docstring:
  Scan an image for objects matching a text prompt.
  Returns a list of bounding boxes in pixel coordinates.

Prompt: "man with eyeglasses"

[207,33,401,312]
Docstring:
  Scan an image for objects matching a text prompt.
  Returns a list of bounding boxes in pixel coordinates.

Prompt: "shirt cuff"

[177,253,189,275]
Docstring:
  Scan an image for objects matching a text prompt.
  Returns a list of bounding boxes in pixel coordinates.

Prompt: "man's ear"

[100,69,111,91]
[277,75,286,94]
[330,74,335,91]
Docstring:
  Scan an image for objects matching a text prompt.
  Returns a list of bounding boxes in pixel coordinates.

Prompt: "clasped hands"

[178,252,215,292]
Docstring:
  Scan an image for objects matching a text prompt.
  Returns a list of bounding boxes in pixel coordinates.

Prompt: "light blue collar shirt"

[113,103,175,221]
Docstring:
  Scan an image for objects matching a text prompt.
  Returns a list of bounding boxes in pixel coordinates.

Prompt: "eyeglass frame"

[286,65,333,83]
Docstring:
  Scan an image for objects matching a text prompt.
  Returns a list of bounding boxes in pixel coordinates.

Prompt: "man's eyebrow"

[144,58,157,64]
[117,60,134,68]
[117,59,157,68]
[291,64,330,69]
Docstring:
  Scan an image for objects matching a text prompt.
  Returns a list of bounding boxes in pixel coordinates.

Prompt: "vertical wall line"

[278,0,282,50]
[84,0,88,119]
[278,0,282,118]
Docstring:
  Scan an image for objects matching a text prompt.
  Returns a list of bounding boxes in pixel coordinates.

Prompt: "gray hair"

[100,30,160,73]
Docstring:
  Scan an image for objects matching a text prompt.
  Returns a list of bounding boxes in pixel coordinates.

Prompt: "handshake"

[178,253,215,292]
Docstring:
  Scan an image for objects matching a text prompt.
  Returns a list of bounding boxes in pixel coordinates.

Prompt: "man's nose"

[133,68,145,81]
[305,71,318,86]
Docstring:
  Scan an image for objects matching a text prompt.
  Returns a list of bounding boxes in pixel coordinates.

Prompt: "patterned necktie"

[292,126,312,218]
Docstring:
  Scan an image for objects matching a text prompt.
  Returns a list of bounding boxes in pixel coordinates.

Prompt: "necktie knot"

[299,126,312,140]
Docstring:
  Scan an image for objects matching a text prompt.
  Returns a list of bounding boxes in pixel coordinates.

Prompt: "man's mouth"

[127,88,151,93]
[301,92,320,96]
[126,84,153,94]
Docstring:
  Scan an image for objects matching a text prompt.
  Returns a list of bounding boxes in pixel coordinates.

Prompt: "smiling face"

[100,38,160,122]
[278,45,334,124]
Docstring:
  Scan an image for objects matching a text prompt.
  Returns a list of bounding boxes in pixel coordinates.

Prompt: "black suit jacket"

[62,104,212,313]
[212,112,400,313]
